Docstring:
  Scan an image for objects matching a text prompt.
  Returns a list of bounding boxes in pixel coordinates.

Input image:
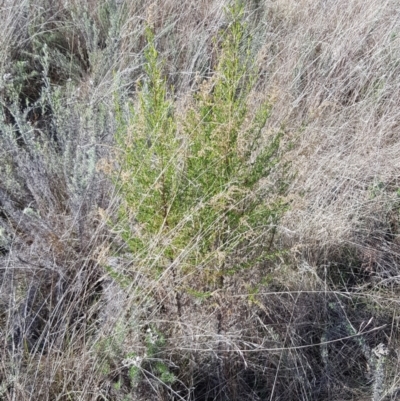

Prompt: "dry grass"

[1,0,400,400]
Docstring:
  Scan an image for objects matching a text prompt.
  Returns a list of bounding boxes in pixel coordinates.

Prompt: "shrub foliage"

[114,3,286,304]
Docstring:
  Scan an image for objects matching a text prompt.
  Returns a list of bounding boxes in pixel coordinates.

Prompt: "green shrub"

[114,1,287,302]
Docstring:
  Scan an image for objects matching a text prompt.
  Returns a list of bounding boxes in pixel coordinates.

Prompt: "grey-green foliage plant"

[114,1,287,294]
[144,327,176,385]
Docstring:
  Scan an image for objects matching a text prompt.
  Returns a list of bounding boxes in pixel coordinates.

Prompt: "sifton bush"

[113,1,287,314]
